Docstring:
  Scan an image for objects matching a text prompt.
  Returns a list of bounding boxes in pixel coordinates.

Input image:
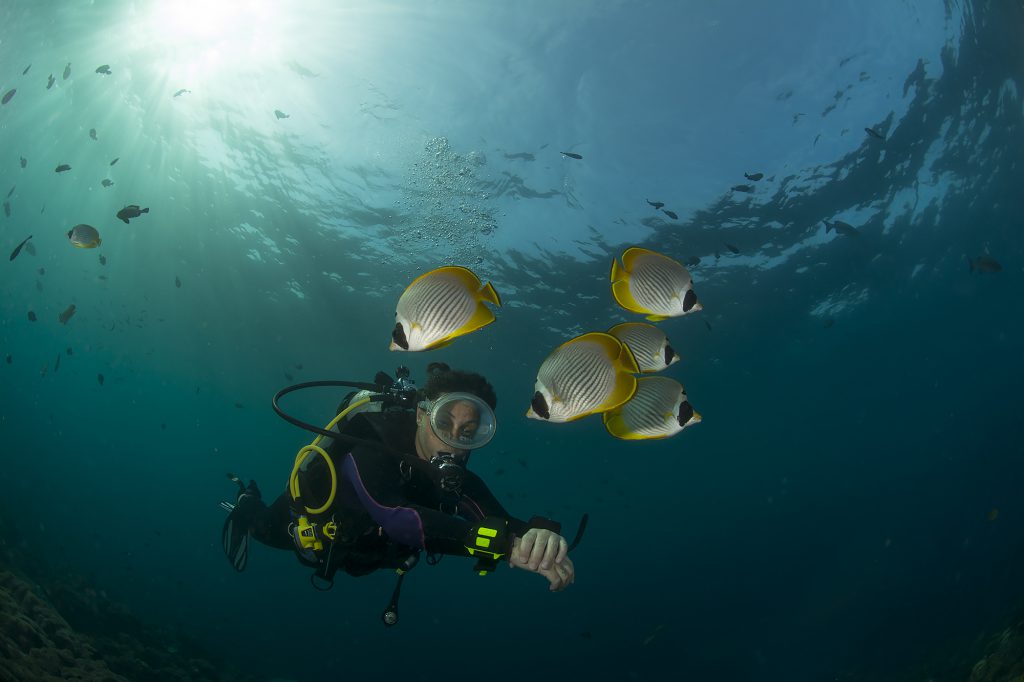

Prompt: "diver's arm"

[460,471,575,590]
[341,449,476,556]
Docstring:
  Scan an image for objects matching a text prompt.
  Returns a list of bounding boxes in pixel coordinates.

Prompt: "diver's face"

[414,398,481,461]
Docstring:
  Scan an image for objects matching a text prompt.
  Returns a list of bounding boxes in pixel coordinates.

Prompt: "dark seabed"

[1,1,1022,681]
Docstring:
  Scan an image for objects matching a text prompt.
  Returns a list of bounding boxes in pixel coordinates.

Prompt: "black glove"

[236,479,261,509]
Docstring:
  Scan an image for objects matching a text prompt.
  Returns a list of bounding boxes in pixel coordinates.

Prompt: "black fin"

[222,510,250,572]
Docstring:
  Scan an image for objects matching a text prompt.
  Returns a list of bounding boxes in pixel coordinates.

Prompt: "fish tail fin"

[479,281,501,307]
[609,257,626,283]
[617,341,640,375]
[142,207,150,214]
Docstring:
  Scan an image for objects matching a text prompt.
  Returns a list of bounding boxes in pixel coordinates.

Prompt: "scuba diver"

[221,363,580,625]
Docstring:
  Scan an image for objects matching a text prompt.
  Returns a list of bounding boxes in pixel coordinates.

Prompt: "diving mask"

[418,391,496,451]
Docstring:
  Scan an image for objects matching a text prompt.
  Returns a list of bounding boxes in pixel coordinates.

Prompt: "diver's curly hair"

[420,362,497,409]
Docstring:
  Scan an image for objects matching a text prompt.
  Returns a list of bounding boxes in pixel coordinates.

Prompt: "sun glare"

[145,0,285,80]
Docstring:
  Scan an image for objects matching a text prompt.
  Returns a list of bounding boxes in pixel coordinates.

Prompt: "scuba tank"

[274,367,421,591]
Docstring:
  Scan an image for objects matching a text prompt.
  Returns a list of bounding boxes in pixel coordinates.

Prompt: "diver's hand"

[509,529,574,591]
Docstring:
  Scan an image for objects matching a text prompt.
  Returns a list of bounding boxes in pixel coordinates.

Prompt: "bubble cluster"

[395,136,499,266]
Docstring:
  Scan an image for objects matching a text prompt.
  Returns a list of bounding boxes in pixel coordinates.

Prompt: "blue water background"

[1,1,1022,680]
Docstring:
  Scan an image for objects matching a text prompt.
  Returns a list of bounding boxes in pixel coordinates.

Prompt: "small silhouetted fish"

[89,128,97,140]
[704,319,712,332]
[55,164,71,173]
[294,363,304,369]
[101,179,113,187]
[47,74,55,89]
[173,88,191,97]
[744,172,764,181]
[560,151,582,159]
[684,256,700,267]
[5,354,10,364]
[865,127,884,140]
[110,157,119,166]
[54,354,61,372]
[274,109,289,119]
[662,209,678,220]
[116,204,149,223]
[284,372,294,381]
[63,63,71,80]
[97,275,107,280]
[1,89,15,105]
[27,311,36,322]
[3,202,10,217]
[175,276,181,288]
[731,184,754,193]
[646,199,664,210]
[97,373,105,386]
[66,347,73,355]
[22,65,30,75]
[968,254,1001,274]
[9,235,32,261]
[824,220,858,237]
[518,458,528,468]
[581,631,593,640]
[234,402,245,409]
[58,304,76,324]
[95,64,111,75]
[38,267,44,275]
[642,625,666,647]
[823,318,835,328]
[20,156,27,168]
[99,254,106,265]
[161,423,167,430]
[7,185,14,198]
[725,243,739,254]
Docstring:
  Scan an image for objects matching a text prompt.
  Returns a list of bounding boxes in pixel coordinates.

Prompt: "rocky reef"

[0,504,261,682]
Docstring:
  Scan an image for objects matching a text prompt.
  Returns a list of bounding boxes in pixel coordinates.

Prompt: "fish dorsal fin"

[621,247,662,271]
[559,331,620,358]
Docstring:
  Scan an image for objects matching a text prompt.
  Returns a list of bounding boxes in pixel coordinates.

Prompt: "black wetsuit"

[250,409,529,577]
